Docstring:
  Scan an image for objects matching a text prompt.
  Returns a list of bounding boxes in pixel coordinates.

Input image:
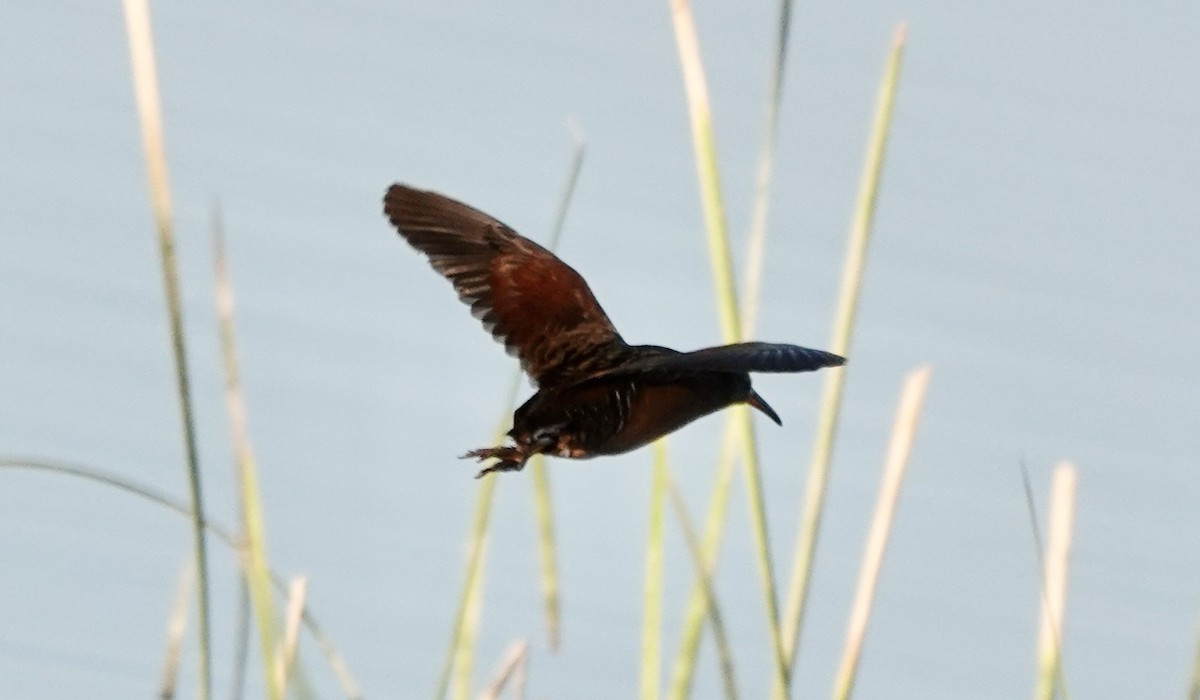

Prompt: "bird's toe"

[463,444,529,477]
[475,459,524,479]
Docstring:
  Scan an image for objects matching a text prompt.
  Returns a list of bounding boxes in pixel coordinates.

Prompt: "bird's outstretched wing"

[600,342,844,378]
[384,184,625,387]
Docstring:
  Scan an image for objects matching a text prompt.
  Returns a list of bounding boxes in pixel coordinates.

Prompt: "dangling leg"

[460,425,564,478]
[461,444,529,478]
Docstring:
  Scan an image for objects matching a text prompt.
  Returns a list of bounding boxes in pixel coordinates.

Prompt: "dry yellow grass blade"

[276,577,309,698]
[434,396,505,700]
[121,0,211,695]
[458,540,490,700]
[158,558,194,700]
[213,207,283,700]
[1188,613,1200,700]
[782,22,907,670]
[477,640,529,700]
[832,367,930,700]
[1034,464,1076,700]
[122,0,171,226]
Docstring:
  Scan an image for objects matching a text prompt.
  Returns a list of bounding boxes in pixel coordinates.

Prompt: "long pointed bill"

[747,390,782,426]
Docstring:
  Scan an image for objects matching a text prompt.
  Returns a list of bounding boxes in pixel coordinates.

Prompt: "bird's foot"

[461,445,528,479]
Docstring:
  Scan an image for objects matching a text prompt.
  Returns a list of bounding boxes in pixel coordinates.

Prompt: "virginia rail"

[383,184,845,478]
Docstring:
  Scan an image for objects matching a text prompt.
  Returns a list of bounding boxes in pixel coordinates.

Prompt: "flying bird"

[383,184,844,478]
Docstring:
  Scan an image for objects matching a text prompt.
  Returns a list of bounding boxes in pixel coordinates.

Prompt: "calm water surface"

[1,2,1198,698]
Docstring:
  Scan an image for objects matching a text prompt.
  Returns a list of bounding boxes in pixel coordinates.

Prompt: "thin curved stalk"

[0,457,363,700]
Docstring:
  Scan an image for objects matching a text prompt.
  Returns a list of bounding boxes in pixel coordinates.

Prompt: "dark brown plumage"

[383,184,845,477]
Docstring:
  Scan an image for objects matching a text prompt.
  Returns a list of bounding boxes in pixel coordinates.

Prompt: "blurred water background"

[1,2,1198,698]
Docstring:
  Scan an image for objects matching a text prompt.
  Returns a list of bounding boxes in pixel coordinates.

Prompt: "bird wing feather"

[384,184,625,387]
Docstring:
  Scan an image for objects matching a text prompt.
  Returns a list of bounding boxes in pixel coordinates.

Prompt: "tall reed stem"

[668,0,789,695]
[781,24,907,670]
[121,1,211,695]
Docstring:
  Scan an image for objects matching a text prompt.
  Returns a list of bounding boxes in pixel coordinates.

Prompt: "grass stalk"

[214,205,283,700]
[666,435,739,700]
[303,613,363,700]
[2,457,201,521]
[1188,611,1200,700]
[434,389,511,700]
[528,455,561,649]
[0,457,363,699]
[276,577,309,698]
[640,440,670,700]
[528,133,585,653]
[740,0,794,340]
[158,558,194,700]
[434,134,586,699]
[831,367,930,700]
[543,124,587,253]
[454,540,489,700]
[1034,464,1077,700]
[667,1,789,696]
[120,1,211,695]
[230,580,251,700]
[666,471,738,700]
[781,23,907,669]
[666,1,794,686]
[478,640,529,700]
[1019,461,1070,700]
[667,0,742,342]
[437,473,496,700]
